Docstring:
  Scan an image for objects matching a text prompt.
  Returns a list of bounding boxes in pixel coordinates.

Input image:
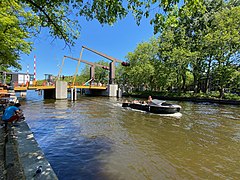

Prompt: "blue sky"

[20,14,156,80]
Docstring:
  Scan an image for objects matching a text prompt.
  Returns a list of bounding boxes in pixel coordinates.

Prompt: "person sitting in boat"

[133,99,139,104]
[1,103,24,124]
[148,96,153,104]
[142,101,147,105]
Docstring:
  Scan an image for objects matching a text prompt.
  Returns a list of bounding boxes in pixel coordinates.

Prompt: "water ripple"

[20,92,240,180]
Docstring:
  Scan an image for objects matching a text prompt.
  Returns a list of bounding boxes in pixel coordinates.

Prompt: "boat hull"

[149,105,180,114]
[129,103,149,111]
[122,102,181,114]
[122,102,130,107]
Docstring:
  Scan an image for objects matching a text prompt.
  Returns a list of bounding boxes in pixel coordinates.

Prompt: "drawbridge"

[14,85,107,91]
[11,45,129,98]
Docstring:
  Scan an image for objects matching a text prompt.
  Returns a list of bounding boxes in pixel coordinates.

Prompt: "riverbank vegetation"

[1,0,202,71]
[1,0,239,101]
[45,0,240,101]
[115,0,240,100]
[127,90,240,101]
[72,0,240,100]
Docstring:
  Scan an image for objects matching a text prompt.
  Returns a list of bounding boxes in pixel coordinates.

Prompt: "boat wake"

[153,112,182,118]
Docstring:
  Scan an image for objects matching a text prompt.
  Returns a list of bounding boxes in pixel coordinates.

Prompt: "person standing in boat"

[1,103,23,124]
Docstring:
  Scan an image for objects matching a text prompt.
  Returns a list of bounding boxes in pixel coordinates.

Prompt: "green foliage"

[93,60,109,84]
[124,39,157,90]
[66,60,110,85]
[1,0,239,99]
[1,0,210,72]
[224,93,240,100]
[204,5,240,97]
[128,90,240,101]
[0,0,34,70]
[118,0,240,100]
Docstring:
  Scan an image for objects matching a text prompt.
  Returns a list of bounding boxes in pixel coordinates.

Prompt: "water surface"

[20,91,240,179]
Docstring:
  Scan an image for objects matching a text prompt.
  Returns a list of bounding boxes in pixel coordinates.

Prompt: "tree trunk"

[205,78,210,93]
[205,57,212,93]
[219,86,224,99]
[181,73,186,93]
[193,72,198,93]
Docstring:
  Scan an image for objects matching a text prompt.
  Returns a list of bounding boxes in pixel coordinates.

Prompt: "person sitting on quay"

[1,103,24,125]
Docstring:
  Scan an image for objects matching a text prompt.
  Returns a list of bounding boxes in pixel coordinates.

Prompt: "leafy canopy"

[0,0,207,71]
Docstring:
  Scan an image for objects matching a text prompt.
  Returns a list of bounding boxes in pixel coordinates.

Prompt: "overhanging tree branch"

[24,0,71,48]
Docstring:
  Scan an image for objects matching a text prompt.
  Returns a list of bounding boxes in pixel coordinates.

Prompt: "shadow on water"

[46,135,113,180]
[27,114,115,180]
[21,95,114,180]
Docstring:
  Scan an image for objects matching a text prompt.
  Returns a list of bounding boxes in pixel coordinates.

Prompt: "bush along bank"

[123,91,240,105]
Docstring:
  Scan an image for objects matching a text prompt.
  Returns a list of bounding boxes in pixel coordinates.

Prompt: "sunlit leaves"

[0,0,34,70]
[119,0,240,95]
[80,0,127,25]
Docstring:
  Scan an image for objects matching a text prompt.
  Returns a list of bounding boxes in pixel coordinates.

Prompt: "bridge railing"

[13,80,107,90]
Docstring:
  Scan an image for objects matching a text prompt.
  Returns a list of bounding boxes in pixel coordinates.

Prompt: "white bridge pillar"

[108,84,118,97]
[70,87,77,101]
[55,81,67,99]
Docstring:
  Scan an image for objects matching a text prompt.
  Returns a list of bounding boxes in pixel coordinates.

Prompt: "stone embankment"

[0,121,58,180]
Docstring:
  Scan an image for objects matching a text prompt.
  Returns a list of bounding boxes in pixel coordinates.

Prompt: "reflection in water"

[20,91,240,179]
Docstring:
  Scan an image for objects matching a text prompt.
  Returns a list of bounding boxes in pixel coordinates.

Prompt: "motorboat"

[122,99,181,114]
[148,99,181,114]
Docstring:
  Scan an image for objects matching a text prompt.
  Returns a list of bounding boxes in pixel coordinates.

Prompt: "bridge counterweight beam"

[90,66,95,83]
[109,62,115,84]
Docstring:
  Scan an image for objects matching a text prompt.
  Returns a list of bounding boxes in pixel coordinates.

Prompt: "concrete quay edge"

[14,121,58,180]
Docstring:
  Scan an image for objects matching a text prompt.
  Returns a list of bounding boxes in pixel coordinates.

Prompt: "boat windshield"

[150,99,166,106]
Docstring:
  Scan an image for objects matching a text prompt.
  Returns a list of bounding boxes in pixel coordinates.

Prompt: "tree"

[0,0,35,70]
[162,0,240,95]
[20,0,205,43]
[124,40,157,91]
[121,0,240,97]
[158,24,192,92]
[93,60,109,85]
[78,60,110,85]
[1,0,206,70]
[207,5,240,98]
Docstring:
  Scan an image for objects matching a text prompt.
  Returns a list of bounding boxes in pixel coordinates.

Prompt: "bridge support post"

[108,84,118,97]
[90,66,95,82]
[55,81,67,99]
[74,87,77,100]
[117,87,122,98]
[70,87,77,101]
[71,88,73,100]
[109,62,115,84]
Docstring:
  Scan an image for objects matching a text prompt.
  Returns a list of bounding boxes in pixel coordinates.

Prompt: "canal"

[20,91,240,179]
